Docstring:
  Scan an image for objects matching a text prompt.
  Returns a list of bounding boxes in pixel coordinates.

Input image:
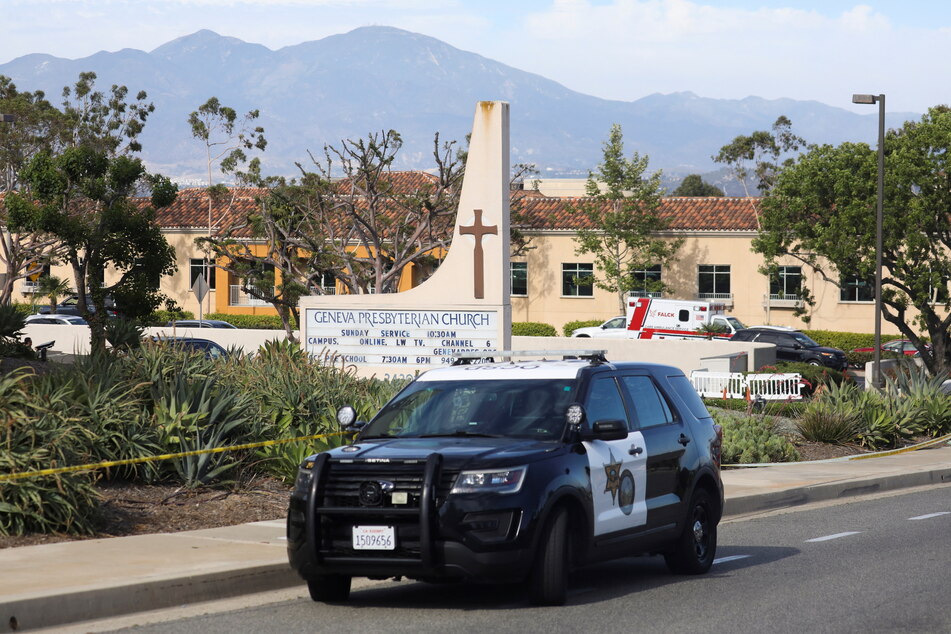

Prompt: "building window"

[190,259,216,291]
[630,264,662,298]
[311,271,337,295]
[770,266,802,299]
[511,262,528,296]
[562,263,593,297]
[840,275,873,302]
[698,265,731,299]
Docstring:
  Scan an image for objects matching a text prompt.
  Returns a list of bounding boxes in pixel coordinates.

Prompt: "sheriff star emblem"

[603,450,622,504]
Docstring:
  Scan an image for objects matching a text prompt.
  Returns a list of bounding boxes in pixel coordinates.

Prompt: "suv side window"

[619,375,676,429]
[754,332,777,344]
[584,376,629,428]
[776,335,797,347]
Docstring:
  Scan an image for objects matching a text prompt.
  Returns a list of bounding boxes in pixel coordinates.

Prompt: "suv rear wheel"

[664,489,717,575]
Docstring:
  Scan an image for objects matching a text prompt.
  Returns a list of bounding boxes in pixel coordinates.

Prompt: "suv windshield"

[360,379,578,441]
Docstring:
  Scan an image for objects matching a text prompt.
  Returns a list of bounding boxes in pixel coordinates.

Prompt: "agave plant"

[152,374,252,488]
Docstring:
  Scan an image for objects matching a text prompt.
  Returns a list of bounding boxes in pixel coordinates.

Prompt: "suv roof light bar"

[451,349,608,365]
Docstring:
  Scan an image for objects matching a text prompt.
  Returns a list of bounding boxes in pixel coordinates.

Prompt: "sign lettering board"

[304,307,498,369]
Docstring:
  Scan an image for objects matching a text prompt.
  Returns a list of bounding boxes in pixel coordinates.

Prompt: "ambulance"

[625,298,745,340]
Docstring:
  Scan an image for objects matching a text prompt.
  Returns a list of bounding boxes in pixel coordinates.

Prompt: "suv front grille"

[320,462,458,509]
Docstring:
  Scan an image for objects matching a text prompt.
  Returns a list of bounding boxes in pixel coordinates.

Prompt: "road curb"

[723,466,951,517]
[1,563,299,632]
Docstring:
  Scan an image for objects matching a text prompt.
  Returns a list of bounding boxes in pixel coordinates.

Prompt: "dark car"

[38,295,119,318]
[732,327,849,370]
[152,336,229,359]
[287,351,724,606]
[166,319,237,329]
[851,339,927,357]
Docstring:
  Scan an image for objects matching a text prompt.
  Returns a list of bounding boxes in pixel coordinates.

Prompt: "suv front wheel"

[529,507,570,606]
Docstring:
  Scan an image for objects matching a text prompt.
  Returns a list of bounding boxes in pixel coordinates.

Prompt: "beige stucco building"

[8,180,909,337]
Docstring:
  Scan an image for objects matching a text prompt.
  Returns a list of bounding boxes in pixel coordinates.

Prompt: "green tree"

[35,274,71,313]
[0,77,67,304]
[7,147,177,353]
[188,97,266,314]
[713,116,806,229]
[671,174,724,197]
[7,74,177,353]
[756,106,951,376]
[573,124,683,312]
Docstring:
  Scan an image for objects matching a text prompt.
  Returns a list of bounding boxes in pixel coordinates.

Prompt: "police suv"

[287,351,724,606]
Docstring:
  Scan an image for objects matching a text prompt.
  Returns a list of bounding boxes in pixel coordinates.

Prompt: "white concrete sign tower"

[299,101,512,378]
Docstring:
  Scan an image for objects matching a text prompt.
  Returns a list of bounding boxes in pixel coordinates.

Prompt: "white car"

[571,316,633,338]
[25,314,88,326]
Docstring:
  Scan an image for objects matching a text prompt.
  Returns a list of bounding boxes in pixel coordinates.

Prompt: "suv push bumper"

[286,453,536,584]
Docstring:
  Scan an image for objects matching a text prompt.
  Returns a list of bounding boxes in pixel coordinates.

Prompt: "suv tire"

[529,507,569,606]
[664,489,717,575]
[307,574,351,602]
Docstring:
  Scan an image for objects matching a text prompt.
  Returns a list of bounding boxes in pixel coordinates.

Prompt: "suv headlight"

[451,466,527,495]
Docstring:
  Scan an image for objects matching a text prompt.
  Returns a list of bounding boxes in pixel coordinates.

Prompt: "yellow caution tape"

[846,433,951,460]
[0,431,352,483]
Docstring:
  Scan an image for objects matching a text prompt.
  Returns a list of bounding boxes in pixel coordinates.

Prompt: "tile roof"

[512,194,759,232]
[145,180,760,234]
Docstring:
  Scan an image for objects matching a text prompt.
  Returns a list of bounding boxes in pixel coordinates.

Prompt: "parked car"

[151,336,229,359]
[570,315,629,337]
[166,319,237,329]
[287,351,724,606]
[38,295,119,318]
[731,327,849,370]
[851,339,926,357]
[25,314,88,326]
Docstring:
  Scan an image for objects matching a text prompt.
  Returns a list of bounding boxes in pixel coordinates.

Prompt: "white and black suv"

[287,351,724,606]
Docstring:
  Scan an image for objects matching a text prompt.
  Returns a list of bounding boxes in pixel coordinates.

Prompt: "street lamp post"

[852,93,885,389]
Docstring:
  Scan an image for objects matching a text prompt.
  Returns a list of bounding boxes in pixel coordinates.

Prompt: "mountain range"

[0,26,918,191]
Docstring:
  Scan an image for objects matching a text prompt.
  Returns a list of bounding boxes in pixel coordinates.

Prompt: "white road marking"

[908,512,950,521]
[805,531,861,542]
[713,555,751,565]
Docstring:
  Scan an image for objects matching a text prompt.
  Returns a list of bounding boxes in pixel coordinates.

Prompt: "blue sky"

[2,0,948,113]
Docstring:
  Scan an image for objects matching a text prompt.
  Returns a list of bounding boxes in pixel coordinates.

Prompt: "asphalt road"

[100,486,950,634]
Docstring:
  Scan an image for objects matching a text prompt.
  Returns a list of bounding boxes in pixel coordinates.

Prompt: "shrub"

[215,341,407,482]
[0,370,102,535]
[712,410,800,464]
[512,321,557,337]
[562,319,603,337]
[795,398,863,444]
[206,312,285,329]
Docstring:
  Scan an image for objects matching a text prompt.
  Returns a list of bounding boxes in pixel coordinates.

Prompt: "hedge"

[512,321,558,337]
[562,319,603,337]
[206,312,286,329]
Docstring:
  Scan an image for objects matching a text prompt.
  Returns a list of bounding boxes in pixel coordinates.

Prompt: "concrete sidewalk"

[3,445,950,632]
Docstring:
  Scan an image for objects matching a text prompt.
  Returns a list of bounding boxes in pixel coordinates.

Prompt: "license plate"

[352,525,396,550]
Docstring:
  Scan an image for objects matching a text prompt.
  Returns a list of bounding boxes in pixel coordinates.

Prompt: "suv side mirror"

[585,419,629,441]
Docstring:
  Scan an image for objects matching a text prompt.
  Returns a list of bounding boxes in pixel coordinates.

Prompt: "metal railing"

[228,284,272,307]
[690,370,804,401]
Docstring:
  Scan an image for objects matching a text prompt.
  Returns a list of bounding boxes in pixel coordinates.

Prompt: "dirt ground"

[0,476,291,549]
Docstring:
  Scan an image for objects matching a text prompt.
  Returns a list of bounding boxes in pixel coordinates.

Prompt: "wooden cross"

[460,209,498,299]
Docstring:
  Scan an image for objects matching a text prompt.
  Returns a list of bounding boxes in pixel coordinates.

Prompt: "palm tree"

[35,275,72,314]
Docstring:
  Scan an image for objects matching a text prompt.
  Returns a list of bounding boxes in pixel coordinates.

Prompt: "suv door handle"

[678,434,690,446]
[629,445,643,456]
